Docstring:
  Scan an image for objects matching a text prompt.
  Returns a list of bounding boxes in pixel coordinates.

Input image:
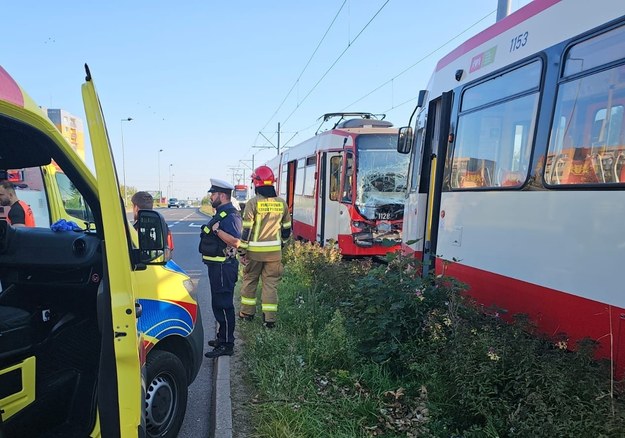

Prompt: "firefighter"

[238,166,291,328]
[199,179,242,358]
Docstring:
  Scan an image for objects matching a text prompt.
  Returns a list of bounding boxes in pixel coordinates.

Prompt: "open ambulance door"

[81,64,143,437]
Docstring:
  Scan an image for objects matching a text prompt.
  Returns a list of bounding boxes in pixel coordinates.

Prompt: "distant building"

[46,109,85,161]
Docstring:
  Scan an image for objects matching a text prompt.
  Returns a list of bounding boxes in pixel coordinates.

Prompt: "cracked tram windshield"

[355,134,409,221]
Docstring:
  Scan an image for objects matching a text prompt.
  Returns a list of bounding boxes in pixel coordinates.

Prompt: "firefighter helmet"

[251,166,276,187]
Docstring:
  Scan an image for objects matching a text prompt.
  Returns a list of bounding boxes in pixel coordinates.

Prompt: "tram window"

[295,159,305,195]
[450,93,538,189]
[563,24,625,77]
[280,164,287,196]
[462,60,541,111]
[545,63,625,185]
[329,156,341,201]
[303,162,315,196]
[450,61,541,190]
[342,152,353,203]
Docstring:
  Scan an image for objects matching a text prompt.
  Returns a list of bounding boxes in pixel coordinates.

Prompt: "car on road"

[168,197,181,208]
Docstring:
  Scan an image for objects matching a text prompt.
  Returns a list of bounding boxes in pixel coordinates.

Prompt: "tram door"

[317,152,342,245]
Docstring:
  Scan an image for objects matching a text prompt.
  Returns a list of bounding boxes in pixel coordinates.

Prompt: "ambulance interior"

[0,115,103,436]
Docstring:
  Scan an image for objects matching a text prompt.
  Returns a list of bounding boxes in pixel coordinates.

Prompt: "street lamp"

[120,117,133,205]
[168,163,173,199]
[158,149,163,204]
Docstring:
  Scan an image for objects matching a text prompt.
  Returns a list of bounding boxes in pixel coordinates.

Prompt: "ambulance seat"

[0,305,33,357]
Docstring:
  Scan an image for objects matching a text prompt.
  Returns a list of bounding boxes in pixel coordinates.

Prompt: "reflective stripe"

[241,297,257,305]
[262,303,278,312]
[282,222,291,228]
[248,240,281,247]
[202,255,226,262]
[242,220,254,227]
[239,241,249,249]
[248,245,281,252]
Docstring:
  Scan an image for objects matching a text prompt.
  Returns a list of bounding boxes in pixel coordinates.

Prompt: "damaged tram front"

[265,113,409,256]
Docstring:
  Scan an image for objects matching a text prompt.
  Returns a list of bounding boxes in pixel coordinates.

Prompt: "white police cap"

[208,178,235,194]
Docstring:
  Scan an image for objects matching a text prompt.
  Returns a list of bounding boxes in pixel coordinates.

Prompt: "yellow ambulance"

[0,65,203,437]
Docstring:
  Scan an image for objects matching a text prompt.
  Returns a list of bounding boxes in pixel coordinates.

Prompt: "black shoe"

[204,344,234,358]
[239,312,254,321]
[263,321,275,329]
[208,339,221,347]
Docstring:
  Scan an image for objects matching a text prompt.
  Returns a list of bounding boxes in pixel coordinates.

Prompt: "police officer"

[238,166,291,328]
[199,179,242,358]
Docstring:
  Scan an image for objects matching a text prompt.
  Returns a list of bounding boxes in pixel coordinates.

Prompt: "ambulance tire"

[145,350,188,438]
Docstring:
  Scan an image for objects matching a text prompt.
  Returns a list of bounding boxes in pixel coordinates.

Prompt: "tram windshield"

[355,134,409,221]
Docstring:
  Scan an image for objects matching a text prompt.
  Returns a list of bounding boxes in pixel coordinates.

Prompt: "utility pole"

[255,123,281,156]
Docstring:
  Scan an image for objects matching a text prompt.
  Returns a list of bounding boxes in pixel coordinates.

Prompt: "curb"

[211,355,233,438]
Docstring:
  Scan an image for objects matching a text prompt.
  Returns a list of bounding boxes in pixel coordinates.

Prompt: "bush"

[242,242,625,437]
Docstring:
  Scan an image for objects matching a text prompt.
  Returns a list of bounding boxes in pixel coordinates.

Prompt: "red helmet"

[251,165,275,187]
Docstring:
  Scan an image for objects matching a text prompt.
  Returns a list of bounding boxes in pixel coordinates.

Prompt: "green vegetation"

[238,241,625,437]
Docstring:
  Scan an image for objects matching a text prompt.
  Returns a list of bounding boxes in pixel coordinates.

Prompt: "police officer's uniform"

[199,179,242,357]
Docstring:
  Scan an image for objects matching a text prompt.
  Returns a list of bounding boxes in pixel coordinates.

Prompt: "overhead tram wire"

[280,0,391,128]
[258,0,348,134]
[283,9,497,144]
[248,5,494,163]
[245,0,389,163]
[342,9,496,111]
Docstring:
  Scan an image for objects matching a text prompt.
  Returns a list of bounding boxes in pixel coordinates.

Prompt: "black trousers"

[206,259,238,345]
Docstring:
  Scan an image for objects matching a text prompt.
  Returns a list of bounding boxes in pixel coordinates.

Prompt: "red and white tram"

[398,0,625,374]
[266,113,409,256]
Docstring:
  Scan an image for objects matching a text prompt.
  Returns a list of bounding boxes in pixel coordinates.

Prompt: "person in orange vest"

[0,181,35,227]
[238,166,291,328]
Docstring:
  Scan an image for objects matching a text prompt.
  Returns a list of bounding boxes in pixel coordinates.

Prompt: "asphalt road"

[157,207,215,437]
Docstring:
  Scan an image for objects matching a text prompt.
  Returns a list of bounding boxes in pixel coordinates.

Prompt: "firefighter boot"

[262,314,275,329]
[239,312,254,321]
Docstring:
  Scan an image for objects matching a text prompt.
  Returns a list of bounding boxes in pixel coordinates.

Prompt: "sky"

[1,0,530,200]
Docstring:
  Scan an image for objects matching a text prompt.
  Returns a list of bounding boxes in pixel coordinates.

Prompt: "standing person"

[131,191,174,251]
[0,181,35,227]
[199,179,242,358]
[131,191,154,229]
[238,166,291,328]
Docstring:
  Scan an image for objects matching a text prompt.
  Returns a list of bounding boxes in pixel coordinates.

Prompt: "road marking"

[169,212,196,228]
[189,223,202,228]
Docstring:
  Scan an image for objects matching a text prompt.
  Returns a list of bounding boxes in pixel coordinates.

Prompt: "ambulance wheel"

[145,350,188,438]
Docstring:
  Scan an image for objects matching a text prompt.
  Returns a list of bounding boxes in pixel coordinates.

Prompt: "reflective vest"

[240,195,291,261]
[8,200,35,227]
[199,205,239,263]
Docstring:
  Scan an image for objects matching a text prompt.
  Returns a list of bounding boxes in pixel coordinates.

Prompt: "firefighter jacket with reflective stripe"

[240,195,291,262]
[199,205,240,263]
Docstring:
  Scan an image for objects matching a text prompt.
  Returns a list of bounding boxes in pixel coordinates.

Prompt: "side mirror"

[397,126,414,154]
[137,209,169,265]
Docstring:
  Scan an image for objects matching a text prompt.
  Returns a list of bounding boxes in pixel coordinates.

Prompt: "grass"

[235,242,625,437]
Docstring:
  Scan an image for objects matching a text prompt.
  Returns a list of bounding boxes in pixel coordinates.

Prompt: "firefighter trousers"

[239,258,283,323]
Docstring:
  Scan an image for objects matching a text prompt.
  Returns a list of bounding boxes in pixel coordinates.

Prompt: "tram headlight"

[351,221,368,230]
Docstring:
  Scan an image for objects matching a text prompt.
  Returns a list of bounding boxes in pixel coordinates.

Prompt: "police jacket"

[239,194,291,262]
[199,204,241,263]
